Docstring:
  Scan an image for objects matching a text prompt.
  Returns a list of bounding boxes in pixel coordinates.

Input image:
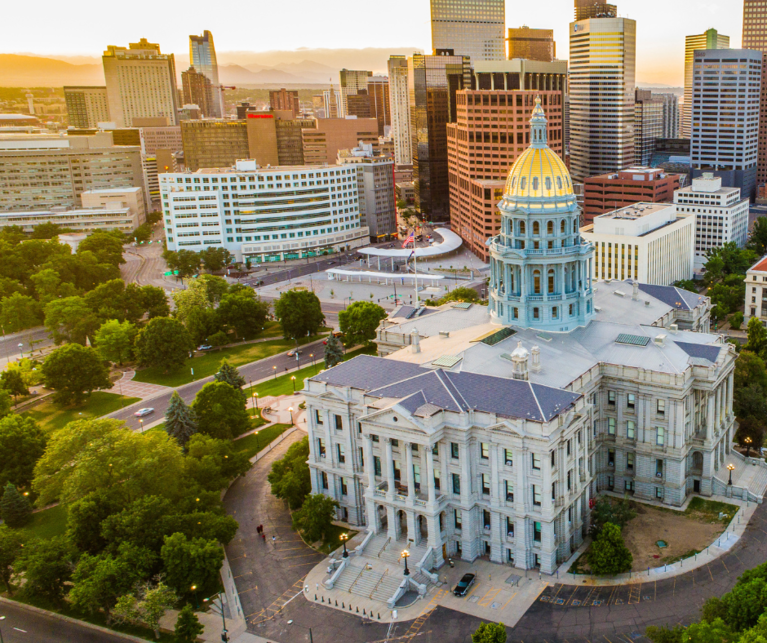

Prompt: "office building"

[338,141,396,240]
[388,56,412,166]
[102,39,179,128]
[302,117,379,166]
[581,202,695,284]
[161,159,369,263]
[181,120,249,171]
[0,132,144,212]
[306,103,732,575]
[339,70,372,118]
[745,255,767,325]
[448,92,564,260]
[368,77,391,137]
[409,53,472,222]
[323,87,343,119]
[682,29,730,138]
[189,31,223,118]
[430,0,505,61]
[635,90,664,166]
[507,27,556,62]
[583,168,680,224]
[743,1,767,185]
[269,89,300,118]
[137,123,182,157]
[574,0,616,19]
[0,200,144,234]
[674,173,749,271]
[64,86,110,129]
[471,59,568,92]
[181,67,215,117]
[569,11,637,182]
[346,91,372,119]
[655,93,680,139]
[691,49,762,202]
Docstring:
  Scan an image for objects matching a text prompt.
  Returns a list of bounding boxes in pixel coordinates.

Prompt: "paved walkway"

[113,370,172,400]
[714,454,767,498]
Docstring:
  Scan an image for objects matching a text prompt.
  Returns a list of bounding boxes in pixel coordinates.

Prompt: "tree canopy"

[42,344,112,406]
[0,414,46,492]
[274,290,325,340]
[338,301,387,347]
[588,522,633,575]
[135,317,193,373]
[268,436,312,510]
[192,381,250,440]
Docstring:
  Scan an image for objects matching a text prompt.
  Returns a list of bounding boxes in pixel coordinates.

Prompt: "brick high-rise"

[743,0,767,186]
[269,89,300,117]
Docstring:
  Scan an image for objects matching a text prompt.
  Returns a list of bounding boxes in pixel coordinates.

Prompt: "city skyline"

[5,0,744,86]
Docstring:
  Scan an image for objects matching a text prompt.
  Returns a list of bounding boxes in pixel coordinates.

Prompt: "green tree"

[195,274,230,304]
[734,351,767,418]
[15,534,76,602]
[184,307,222,346]
[208,331,230,347]
[1,292,43,333]
[160,532,224,597]
[165,391,197,449]
[42,343,112,406]
[268,436,311,510]
[0,278,26,301]
[112,581,178,639]
[589,498,636,536]
[439,286,481,304]
[674,279,699,294]
[173,281,212,327]
[77,230,126,267]
[588,522,633,575]
[163,249,201,280]
[132,223,152,244]
[338,301,387,347]
[646,624,686,643]
[184,434,251,492]
[0,391,11,419]
[472,622,508,643]
[44,295,100,345]
[214,360,246,393]
[32,419,186,507]
[30,268,78,305]
[730,311,745,330]
[31,222,70,239]
[274,290,325,340]
[94,319,137,365]
[736,416,766,457]
[85,279,143,324]
[192,381,250,440]
[0,525,22,594]
[745,317,767,358]
[217,292,269,339]
[138,285,170,319]
[135,317,194,373]
[292,493,338,543]
[174,604,204,643]
[748,217,767,256]
[1,368,29,399]
[324,333,345,369]
[199,247,233,273]
[66,490,122,554]
[0,483,31,527]
[0,414,46,491]
[69,551,138,621]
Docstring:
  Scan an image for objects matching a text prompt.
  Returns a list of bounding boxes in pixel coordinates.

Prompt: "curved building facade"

[488,98,595,331]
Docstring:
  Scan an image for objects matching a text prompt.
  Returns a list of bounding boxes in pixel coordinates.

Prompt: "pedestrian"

[258,524,264,534]
[272,535,276,544]
[261,532,266,543]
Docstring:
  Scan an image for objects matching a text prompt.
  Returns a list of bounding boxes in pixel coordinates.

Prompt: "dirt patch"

[623,501,729,572]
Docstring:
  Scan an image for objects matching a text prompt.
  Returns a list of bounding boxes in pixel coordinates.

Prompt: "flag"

[402,231,415,248]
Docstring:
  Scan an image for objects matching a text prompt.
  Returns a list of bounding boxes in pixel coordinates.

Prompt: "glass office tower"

[189,31,223,118]
[430,0,505,61]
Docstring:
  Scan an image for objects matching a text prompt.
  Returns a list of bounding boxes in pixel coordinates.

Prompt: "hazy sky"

[7,0,744,85]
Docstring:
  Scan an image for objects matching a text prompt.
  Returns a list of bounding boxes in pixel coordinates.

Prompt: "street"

[0,599,135,643]
[0,327,53,368]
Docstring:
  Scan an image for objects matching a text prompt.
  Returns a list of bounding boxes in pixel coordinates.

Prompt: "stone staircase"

[332,561,408,602]
[366,533,430,567]
[714,455,767,501]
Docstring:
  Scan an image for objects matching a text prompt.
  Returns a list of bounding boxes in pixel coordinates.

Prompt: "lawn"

[22,392,141,432]
[318,524,359,556]
[233,423,292,459]
[19,504,68,541]
[132,333,327,388]
[244,344,376,399]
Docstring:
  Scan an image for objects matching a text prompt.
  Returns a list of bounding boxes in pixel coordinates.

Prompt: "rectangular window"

[483,510,491,529]
[337,444,345,464]
[432,443,439,456]
[454,509,462,529]
[505,480,514,501]
[608,390,616,405]
[334,414,343,431]
[359,447,364,467]
[608,417,616,435]
[452,473,461,495]
[627,393,635,409]
[568,507,573,523]
[567,470,572,490]
[627,420,636,440]
[315,410,324,425]
[533,485,542,506]
[506,517,514,537]
[657,400,666,416]
[374,456,381,476]
[317,439,326,457]
[608,449,615,467]
[372,434,379,443]
[321,472,329,490]
[340,477,348,495]
[534,521,542,542]
[657,427,665,446]
[551,482,556,500]
[656,459,664,478]
[504,449,513,466]
[551,451,556,467]
[481,443,489,459]
[451,442,459,459]
[391,439,399,447]
[532,453,541,470]
[434,469,441,490]
[482,473,490,495]
[626,453,634,470]
[656,486,664,499]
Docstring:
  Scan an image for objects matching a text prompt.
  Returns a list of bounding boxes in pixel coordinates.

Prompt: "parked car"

[134,408,155,418]
[197,344,213,351]
[453,573,476,597]
[287,349,301,357]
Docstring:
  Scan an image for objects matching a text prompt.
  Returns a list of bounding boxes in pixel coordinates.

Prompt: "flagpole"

[414,240,419,309]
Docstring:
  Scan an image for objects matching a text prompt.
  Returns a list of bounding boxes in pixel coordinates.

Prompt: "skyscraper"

[189,31,224,118]
[339,69,372,119]
[408,53,472,221]
[743,0,767,185]
[574,0,616,20]
[64,86,110,128]
[508,27,556,62]
[103,39,179,128]
[367,76,391,137]
[430,0,506,61]
[682,29,730,138]
[569,10,636,182]
[181,67,214,117]
[634,90,664,166]
[690,49,762,201]
[655,93,680,139]
[387,56,412,166]
[269,89,300,117]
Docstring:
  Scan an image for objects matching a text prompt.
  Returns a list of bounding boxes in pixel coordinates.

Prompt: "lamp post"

[17,343,23,360]
[203,593,229,642]
[291,375,296,394]
[340,532,349,558]
[310,353,315,369]
[139,418,144,433]
[401,550,410,576]
[288,406,294,425]
[254,392,259,410]
[727,464,735,486]
[745,436,753,459]
[273,365,277,380]
[0,615,5,643]
[191,585,198,609]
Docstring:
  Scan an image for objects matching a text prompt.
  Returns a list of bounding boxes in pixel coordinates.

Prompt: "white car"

[134,408,155,418]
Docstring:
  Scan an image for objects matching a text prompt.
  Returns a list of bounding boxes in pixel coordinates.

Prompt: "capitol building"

[305,100,737,574]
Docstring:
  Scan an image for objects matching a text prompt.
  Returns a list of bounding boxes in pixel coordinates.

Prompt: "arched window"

[545,177,552,191]
[547,221,554,235]
[521,177,527,190]
[533,270,541,294]
[532,177,539,191]
[560,220,566,233]
[519,220,526,235]
[511,177,517,190]
[533,221,540,235]
[510,270,515,292]
[557,177,563,190]
[548,269,555,294]
[573,219,578,233]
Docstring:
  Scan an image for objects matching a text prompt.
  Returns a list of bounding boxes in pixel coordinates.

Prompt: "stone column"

[365,435,375,493]
[637,394,646,443]
[460,442,471,505]
[406,510,418,544]
[387,504,397,539]
[706,392,715,442]
[385,438,394,500]
[405,442,415,502]
[728,372,735,417]
[490,444,500,508]
[426,445,436,504]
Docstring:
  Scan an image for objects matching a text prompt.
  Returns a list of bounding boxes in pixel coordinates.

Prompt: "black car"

[453,573,476,597]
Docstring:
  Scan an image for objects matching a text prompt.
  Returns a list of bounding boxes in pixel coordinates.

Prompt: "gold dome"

[503,97,575,200]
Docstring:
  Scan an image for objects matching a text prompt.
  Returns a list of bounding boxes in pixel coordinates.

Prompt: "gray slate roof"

[638,283,707,311]
[312,355,423,390]
[674,341,721,363]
